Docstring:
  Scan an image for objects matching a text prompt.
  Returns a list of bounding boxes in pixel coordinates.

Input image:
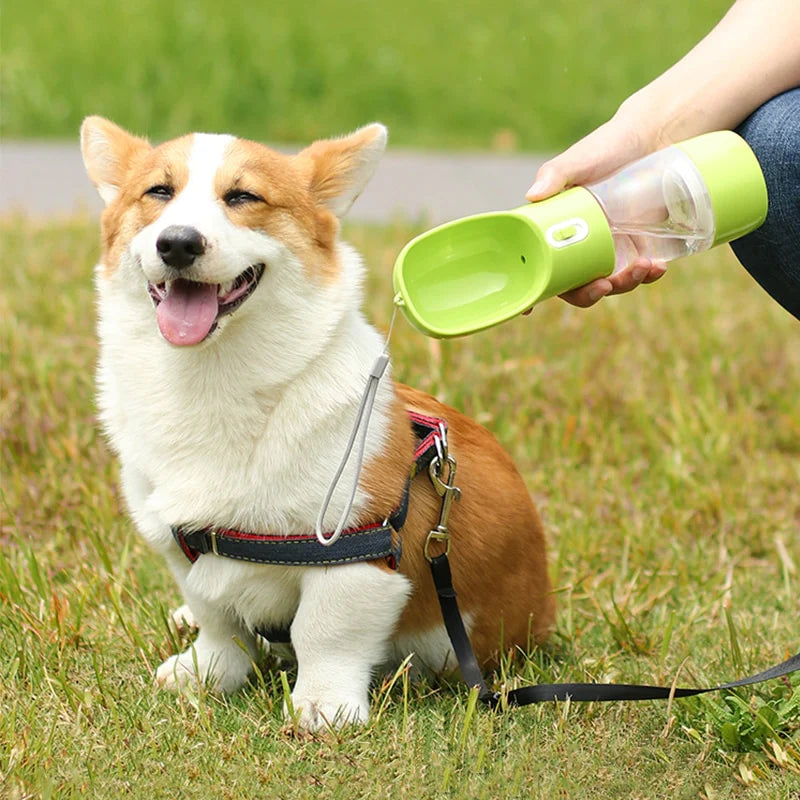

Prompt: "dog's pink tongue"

[156,279,219,346]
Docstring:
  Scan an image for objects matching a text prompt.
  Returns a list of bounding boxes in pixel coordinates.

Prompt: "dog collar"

[171,410,447,570]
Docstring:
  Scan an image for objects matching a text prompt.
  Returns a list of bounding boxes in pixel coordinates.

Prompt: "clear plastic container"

[586,146,716,272]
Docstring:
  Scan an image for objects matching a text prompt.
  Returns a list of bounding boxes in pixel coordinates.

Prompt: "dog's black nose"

[156,225,207,269]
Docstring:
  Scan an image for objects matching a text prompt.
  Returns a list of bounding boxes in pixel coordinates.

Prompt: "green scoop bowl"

[392,186,616,338]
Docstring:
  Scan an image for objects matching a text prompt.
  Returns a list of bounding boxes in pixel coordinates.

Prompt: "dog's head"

[81,117,386,348]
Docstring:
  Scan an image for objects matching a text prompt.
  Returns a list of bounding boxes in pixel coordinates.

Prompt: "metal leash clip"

[424,424,462,562]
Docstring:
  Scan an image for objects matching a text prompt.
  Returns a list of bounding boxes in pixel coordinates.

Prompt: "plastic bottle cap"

[676,131,768,246]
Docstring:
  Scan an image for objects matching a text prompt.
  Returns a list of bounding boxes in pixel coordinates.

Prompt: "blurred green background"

[3,0,731,148]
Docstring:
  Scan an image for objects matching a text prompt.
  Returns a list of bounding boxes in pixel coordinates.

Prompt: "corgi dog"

[80,117,554,731]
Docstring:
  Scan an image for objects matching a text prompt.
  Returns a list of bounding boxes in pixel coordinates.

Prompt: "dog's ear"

[300,123,387,218]
[80,116,151,205]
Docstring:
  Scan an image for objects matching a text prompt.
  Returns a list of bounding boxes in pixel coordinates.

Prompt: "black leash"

[422,419,800,708]
[429,551,800,707]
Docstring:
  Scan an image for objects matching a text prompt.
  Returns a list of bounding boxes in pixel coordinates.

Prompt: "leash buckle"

[425,429,461,563]
[424,528,451,562]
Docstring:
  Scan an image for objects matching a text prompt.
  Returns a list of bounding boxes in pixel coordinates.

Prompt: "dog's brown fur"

[362,383,555,666]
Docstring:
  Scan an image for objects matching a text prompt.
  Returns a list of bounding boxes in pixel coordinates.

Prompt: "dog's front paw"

[289,690,370,732]
[156,652,198,690]
[155,640,252,694]
[169,603,199,632]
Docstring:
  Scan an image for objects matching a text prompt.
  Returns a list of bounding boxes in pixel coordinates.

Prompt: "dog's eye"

[144,184,174,201]
[224,190,264,207]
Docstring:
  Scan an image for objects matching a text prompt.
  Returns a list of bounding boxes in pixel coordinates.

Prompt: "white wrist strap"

[315,309,398,547]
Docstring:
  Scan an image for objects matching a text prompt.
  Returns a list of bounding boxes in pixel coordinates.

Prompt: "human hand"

[525,107,668,307]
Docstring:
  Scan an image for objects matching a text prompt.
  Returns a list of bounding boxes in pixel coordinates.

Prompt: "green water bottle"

[393,131,768,338]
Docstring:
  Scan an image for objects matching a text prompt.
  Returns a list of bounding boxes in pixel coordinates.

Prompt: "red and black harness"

[171,410,445,572]
[171,410,800,707]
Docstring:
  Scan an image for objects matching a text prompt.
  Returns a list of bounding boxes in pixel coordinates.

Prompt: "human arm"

[526,0,800,307]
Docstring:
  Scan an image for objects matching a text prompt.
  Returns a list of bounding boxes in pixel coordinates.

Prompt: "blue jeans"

[731,88,800,320]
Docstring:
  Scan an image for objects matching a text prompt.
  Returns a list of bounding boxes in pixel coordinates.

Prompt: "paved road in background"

[0,141,548,225]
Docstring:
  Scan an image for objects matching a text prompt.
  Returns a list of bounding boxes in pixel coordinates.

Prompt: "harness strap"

[173,480,409,569]
[409,410,448,476]
[171,411,447,570]
[428,550,800,707]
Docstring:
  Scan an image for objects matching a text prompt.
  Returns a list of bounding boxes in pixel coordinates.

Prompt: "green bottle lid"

[676,131,768,246]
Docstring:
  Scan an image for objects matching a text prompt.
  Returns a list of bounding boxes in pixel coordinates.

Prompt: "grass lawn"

[1,217,798,798]
[2,0,731,150]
